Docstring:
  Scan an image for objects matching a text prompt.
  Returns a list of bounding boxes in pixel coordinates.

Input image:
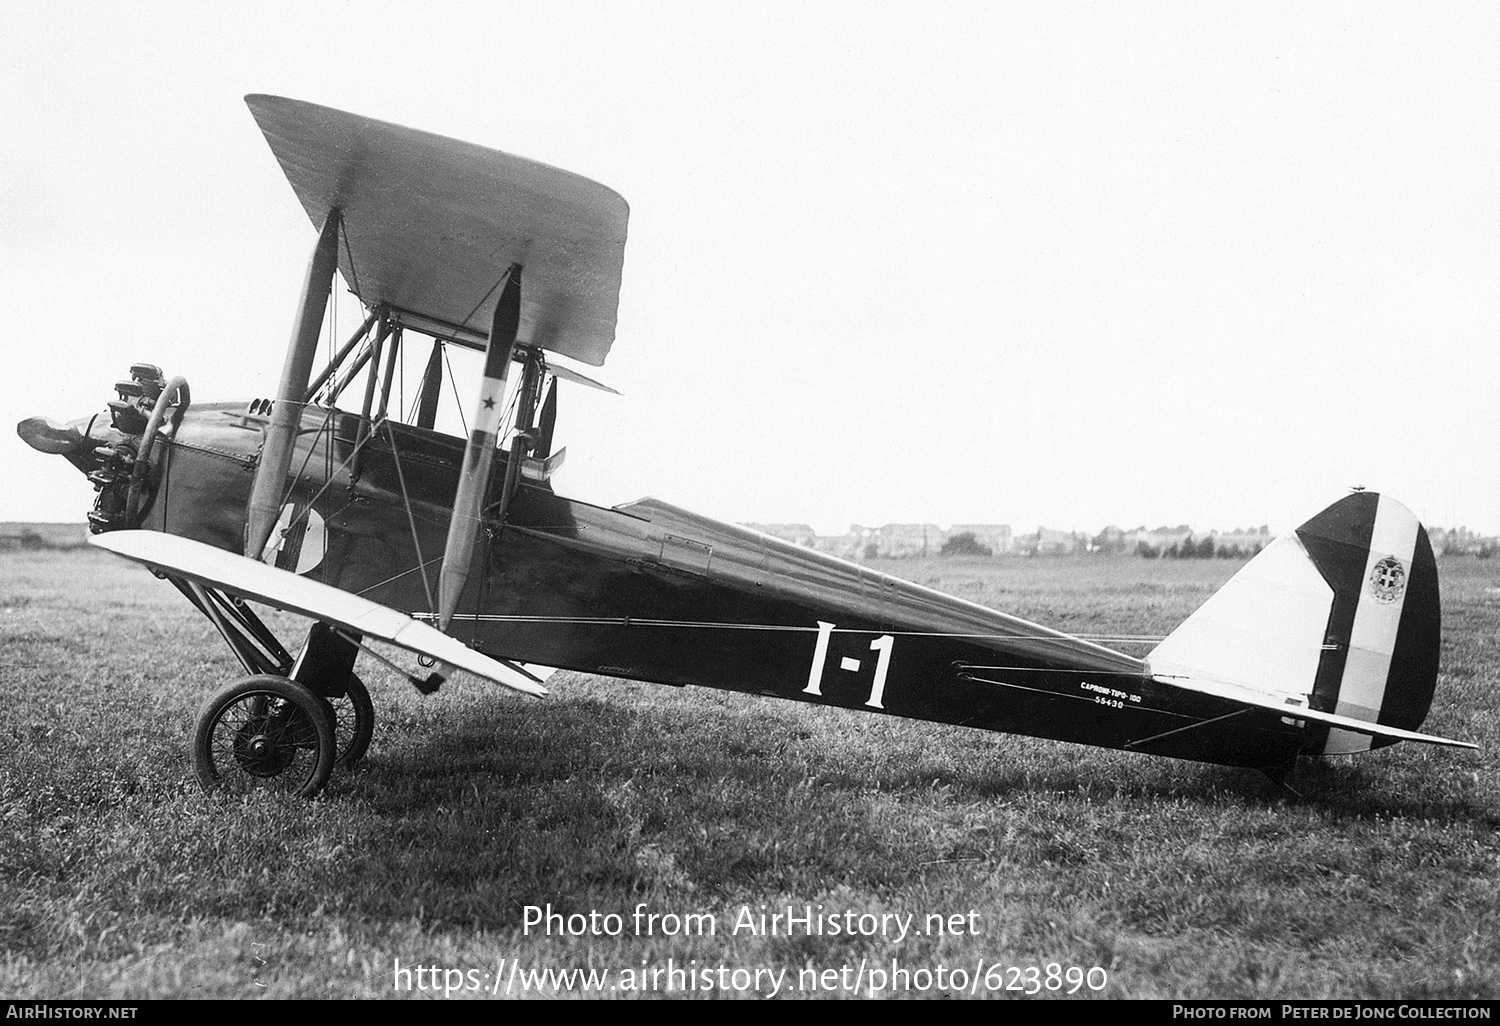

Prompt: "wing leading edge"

[90,530,547,698]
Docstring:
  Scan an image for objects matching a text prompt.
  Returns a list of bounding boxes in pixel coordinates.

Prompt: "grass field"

[1,547,1496,999]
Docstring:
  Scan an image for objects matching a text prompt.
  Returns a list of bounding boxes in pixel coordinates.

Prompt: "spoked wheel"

[194,675,335,798]
[323,673,374,769]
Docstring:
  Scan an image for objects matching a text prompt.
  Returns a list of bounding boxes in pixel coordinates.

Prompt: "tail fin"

[1148,492,1443,755]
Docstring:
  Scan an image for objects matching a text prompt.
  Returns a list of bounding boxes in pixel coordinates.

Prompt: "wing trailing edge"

[90,530,547,698]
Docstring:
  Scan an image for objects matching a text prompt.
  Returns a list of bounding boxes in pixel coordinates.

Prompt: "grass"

[1,549,1496,999]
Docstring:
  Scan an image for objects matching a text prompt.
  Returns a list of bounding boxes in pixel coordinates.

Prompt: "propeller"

[17,416,85,455]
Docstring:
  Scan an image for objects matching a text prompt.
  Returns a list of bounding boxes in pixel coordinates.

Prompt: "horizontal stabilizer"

[90,531,547,698]
[1154,671,1476,750]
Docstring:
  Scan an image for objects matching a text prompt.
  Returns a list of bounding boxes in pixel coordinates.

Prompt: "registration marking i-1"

[803,621,895,709]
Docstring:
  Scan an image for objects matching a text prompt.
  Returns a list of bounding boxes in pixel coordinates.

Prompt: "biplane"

[17,96,1475,798]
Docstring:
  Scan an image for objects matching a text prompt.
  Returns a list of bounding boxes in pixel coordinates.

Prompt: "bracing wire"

[278,404,336,507]
[382,418,438,615]
[440,344,468,438]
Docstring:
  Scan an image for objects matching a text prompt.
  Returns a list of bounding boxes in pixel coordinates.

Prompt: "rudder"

[1296,492,1440,754]
[1147,492,1441,756]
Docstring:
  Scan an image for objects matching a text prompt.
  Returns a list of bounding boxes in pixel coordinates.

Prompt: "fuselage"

[106,398,1308,769]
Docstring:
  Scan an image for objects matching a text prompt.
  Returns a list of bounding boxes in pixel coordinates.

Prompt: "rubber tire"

[327,673,374,769]
[193,674,336,798]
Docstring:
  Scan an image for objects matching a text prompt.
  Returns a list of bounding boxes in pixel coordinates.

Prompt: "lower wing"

[90,530,548,698]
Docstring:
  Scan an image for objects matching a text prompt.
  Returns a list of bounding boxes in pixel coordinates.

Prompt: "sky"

[3,1,1497,537]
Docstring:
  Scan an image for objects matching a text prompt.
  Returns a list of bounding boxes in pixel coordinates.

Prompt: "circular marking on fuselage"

[293,507,327,575]
[260,503,327,576]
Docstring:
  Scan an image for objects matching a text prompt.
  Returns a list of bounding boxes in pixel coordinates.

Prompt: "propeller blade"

[535,378,558,459]
[17,417,84,455]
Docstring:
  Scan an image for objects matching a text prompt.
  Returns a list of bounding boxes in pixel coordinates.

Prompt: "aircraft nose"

[17,415,89,455]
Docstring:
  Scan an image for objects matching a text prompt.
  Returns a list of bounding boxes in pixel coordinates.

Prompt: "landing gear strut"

[293,622,374,768]
[175,588,377,796]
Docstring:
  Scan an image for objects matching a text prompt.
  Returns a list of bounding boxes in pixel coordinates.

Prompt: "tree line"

[1135,537,1263,559]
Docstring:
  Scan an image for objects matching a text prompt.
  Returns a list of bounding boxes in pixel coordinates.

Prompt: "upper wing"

[246,94,628,368]
[91,530,547,698]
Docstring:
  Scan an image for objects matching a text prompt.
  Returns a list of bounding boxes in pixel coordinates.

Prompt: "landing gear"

[193,675,336,798]
[175,594,376,796]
